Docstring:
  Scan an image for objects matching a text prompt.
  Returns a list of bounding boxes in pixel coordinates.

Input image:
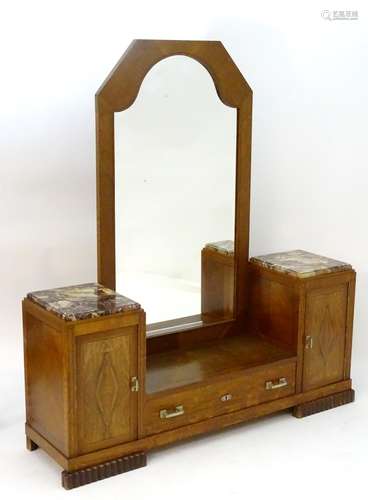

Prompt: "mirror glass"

[115,55,236,335]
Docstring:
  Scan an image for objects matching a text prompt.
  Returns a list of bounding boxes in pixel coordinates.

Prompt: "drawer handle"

[265,377,288,390]
[160,405,184,419]
[220,393,233,402]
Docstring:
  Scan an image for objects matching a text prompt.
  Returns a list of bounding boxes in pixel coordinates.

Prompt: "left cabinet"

[23,284,144,463]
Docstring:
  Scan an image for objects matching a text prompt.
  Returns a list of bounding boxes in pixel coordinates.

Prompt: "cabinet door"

[303,285,347,392]
[76,326,138,454]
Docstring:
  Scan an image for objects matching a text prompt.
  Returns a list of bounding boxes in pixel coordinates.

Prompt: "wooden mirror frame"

[96,39,252,324]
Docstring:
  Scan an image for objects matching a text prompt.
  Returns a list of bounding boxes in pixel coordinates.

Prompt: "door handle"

[265,377,288,390]
[130,376,139,392]
[159,405,184,419]
[305,335,313,349]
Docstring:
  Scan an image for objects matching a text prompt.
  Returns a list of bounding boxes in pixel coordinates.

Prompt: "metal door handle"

[130,376,139,392]
[305,335,313,349]
[160,405,184,419]
[265,377,288,390]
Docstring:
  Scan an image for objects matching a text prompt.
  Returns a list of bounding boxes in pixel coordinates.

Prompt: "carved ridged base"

[61,452,147,490]
[293,389,355,418]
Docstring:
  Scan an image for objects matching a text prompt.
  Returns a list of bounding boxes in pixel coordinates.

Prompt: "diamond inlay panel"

[77,328,137,453]
[303,285,347,391]
[96,348,119,437]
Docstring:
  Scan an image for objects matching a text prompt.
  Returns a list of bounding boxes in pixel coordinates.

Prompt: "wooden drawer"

[143,360,296,436]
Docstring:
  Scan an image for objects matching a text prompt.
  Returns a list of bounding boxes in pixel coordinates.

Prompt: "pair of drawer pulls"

[159,377,288,419]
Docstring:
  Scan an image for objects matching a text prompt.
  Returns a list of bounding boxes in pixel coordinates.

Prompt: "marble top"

[205,240,234,255]
[27,283,140,321]
[250,250,352,278]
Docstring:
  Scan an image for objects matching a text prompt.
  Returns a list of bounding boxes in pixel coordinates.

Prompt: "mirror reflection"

[115,55,236,334]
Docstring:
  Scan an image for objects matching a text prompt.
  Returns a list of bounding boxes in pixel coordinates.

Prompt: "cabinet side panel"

[24,311,67,454]
[76,327,138,454]
[303,285,347,391]
[201,249,234,320]
[248,270,299,353]
[344,274,356,379]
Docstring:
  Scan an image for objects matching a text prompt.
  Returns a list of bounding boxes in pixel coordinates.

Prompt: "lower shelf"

[146,334,295,394]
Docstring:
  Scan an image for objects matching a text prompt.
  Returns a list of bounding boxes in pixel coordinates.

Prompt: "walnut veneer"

[23,40,356,489]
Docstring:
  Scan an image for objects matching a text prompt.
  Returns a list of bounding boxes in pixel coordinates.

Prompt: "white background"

[0,0,367,498]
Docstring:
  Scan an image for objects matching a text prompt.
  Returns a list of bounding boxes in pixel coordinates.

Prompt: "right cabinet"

[248,250,356,394]
[303,285,348,391]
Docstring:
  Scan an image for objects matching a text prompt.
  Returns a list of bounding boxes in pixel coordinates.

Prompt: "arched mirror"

[96,40,252,343]
[114,56,236,334]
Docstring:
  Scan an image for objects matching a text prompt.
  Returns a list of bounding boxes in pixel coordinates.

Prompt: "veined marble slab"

[205,240,234,255]
[250,249,352,278]
[27,283,140,321]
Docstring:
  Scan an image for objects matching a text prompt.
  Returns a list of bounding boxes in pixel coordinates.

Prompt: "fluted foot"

[293,389,355,418]
[62,452,147,490]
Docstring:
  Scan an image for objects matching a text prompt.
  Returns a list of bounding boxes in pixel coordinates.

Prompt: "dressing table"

[22,40,356,489]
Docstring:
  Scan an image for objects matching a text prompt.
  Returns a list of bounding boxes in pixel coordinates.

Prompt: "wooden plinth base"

[293,389,355,418]
[62,452,147,490]
[26,437,39,451]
